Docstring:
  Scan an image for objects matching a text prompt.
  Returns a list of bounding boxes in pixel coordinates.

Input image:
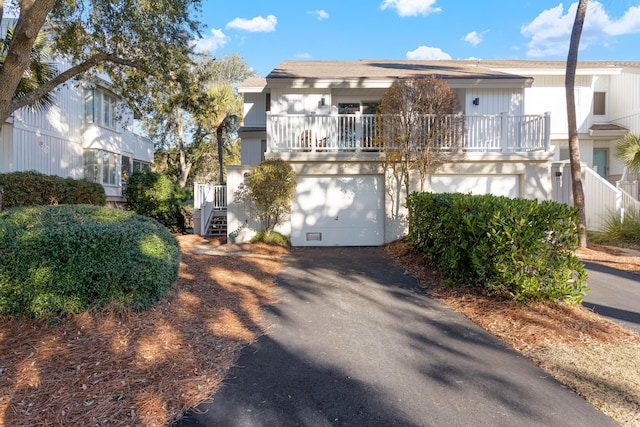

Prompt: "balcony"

[267,112,551,154]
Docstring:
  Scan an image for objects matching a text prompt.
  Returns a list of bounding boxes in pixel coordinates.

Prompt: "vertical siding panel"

[0,124,13,172]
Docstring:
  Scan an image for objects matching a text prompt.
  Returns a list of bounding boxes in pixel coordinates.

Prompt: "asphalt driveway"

[174,247,616,427]
[583,261,640,334]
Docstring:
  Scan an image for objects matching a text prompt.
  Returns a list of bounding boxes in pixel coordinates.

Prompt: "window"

[121,156,150,183]
[83,149,120,186]
[85,87,118,128]
[593,92,606,116]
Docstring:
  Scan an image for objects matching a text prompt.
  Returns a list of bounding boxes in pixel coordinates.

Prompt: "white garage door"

[291,176,384,246]
[431,175,520,198]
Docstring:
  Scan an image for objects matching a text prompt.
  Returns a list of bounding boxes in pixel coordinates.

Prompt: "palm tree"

[196,85,242,185]
[565,0,588,247]
[616,133,640,173]
[0,26,57,112]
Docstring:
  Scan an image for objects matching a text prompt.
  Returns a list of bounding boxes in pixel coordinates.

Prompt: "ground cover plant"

[0,205,180,317]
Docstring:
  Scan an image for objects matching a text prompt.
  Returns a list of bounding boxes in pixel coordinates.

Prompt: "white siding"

[12,127,83,178]
[243,92,267,127]
[271,88,332,115]
[609,69,640,133]
[464,88,524,116]
[525,75,593,135]
[0,123,13,172]
[240,138,265,166]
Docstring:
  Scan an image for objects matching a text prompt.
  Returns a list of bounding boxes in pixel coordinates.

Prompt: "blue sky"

[195,1,640,77]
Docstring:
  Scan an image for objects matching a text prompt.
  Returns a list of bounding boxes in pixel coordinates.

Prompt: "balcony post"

[500,112,509,153]
[265,112,272,153]
[544,112,551,151]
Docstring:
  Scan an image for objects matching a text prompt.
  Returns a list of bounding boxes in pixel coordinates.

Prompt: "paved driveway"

[583,262,640,334]
[174,247,616,427]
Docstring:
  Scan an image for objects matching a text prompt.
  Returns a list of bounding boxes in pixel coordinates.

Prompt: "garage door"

[291,176,384,246]
[431,175,520,198]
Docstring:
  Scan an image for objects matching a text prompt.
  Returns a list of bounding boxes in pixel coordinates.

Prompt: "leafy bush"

[124,170,193,232]
[0,205,181,318]
[247,159,297,232]
[0,171,106,208]
[406,192,588,303]
[250,230,291,246]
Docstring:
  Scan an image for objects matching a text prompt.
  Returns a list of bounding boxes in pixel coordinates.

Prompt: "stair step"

[206,214,228,236]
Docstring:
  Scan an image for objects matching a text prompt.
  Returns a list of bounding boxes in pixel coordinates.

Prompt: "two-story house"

[0,72,153,207]
[198,59,640,246]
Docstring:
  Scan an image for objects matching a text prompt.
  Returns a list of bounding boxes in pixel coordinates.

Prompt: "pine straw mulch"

[387,241,640,427]
[0,234,286,427]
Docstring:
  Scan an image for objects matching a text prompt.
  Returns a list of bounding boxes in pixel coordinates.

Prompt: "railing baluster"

[266,113,549,153]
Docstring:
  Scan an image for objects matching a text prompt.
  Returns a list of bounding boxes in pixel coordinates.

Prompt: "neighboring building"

[197,59,640,245]
[0,74,153,206]
[0,19,153,206]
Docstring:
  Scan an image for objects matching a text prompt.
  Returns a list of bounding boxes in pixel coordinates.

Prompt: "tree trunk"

[566,0,589,248]
[216,124,225,185]
[176,110,192,188]
[0,0,57,125]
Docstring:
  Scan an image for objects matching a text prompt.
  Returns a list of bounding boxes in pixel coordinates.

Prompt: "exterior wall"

[0,123,13,172]
[240,137,265,166]
[243,92,268,127]
[525,75,593,136]
[12,125,83,178]
[609,69,640,133]
[271,88,332,115]
[463,88,524,116]
[227,152,555,244]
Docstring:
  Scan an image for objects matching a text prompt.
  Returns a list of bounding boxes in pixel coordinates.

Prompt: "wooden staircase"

[206,211,227,236]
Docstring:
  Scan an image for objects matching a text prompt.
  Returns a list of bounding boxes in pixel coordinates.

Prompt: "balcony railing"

[267,112,550,154]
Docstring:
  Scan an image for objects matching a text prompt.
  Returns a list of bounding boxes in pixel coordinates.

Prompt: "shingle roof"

[265,59,640,81]
[266,60,526,81]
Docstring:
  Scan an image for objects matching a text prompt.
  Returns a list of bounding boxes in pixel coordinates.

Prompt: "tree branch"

[6,52,143,116]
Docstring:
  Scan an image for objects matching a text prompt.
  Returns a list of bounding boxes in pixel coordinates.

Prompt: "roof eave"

[267,77,533,90]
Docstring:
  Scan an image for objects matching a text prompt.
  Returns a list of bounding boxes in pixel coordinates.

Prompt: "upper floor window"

[593,92,606,116]
[85,87,117,128]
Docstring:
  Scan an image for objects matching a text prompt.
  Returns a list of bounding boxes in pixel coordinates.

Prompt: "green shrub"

[250,230,291,246]
[247,159,297,232]
[0,171,106,208]
[0,205,181,318]
[406,192,588,303]
[124,170,192,232]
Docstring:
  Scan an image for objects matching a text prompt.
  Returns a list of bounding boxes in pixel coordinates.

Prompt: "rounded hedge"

[0,171,106,208]
[0,205,181,318]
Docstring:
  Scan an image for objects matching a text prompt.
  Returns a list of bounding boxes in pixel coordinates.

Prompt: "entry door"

[593,149,608,178]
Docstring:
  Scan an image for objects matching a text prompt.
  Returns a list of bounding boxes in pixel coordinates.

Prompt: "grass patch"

[250,231,291,247]
[590,210,640,248]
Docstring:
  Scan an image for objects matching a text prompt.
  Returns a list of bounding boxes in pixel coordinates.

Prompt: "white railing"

[267,112,550,154]
[583,167,622,232]
[617,179,639,201]
[194,183,226,210]
[619,186,640,215]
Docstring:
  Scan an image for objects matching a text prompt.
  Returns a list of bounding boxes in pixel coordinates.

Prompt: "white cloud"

[462,30,488,47]
[296,53,313,59]
[380,0,441,17]
[521,1,640,57]
[226,15,277,32]
[406,45,451,60]
[194,28,229,53]
[308,9,329,20]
